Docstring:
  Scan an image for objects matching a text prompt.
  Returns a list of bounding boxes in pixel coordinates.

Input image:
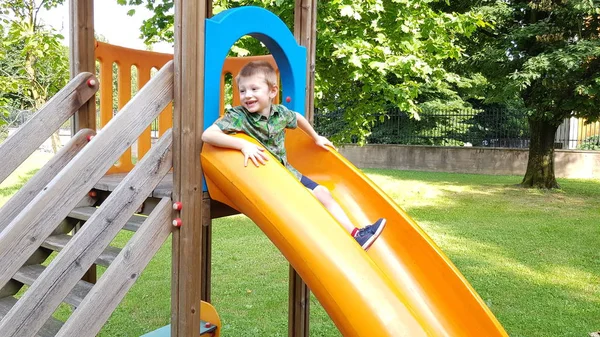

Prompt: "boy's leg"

[300,175,386,250]
[300,176,355,233]
[312,186,356,233]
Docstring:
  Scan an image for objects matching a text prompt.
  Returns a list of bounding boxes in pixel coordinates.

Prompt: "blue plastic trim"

[202,6,307,191]
[204,6,307,131]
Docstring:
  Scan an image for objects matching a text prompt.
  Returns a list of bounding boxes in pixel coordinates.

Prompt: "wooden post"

[289,0,317,336]
[288,267,310,337]
[200,2,213,305]
[201,197,212,302]
[69,0,97,285]
[172,0,210,336]
[294,0,318,124]
[69,0,96,132]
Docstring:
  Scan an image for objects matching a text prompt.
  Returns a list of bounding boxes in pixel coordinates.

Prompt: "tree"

[447,0,600,188]
[117,0,486,144]
[0,0,69,148]
[0,24,9,131]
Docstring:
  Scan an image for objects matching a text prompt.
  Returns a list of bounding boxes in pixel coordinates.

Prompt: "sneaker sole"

[361,219,386,251]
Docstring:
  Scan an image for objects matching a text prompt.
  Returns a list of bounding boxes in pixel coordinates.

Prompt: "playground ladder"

[0,61,214,337]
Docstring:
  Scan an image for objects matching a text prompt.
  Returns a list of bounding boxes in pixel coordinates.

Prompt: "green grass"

[0,151,52,205]
[365,170,600,337]
[2,154,599,336]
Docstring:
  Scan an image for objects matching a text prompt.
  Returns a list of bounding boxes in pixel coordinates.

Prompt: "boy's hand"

[315,136,337,151]
[241,142,269,167]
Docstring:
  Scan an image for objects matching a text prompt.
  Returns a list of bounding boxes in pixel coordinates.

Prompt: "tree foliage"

[467,0,600,123]
[0,0,68,147]
[446,0,600,188]
[0,0,69,118]
[118,0,486,143]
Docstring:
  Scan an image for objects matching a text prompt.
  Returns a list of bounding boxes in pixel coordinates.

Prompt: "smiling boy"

[201,61,385,250]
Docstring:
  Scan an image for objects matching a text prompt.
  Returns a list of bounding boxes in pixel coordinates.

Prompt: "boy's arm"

[202,124,248,150]
[201,124,269,167]
[295,112,337,151]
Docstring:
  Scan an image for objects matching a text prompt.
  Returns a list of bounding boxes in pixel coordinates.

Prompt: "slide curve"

[201,129,508,337]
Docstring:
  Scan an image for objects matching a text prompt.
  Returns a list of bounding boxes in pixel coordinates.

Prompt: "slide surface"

[201,129,508,337]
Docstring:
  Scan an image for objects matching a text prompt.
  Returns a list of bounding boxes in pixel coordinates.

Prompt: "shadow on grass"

[0,168,40,197]
[365,169,600,337]
[436,233,600,337]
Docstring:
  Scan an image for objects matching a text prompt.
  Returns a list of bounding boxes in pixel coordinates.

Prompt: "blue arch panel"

[203,6,307,131]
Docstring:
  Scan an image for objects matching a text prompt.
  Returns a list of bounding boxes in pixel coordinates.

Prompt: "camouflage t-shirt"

[215,104,302,180]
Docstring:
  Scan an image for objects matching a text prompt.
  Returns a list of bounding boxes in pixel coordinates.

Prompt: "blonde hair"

[236,60,278,88]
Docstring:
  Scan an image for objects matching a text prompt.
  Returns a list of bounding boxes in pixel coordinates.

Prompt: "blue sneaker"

[353,218,386,250]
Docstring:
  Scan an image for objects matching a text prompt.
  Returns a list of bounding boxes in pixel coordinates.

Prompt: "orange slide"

[201,129,508,337]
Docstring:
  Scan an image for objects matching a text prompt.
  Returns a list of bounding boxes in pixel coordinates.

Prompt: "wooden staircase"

[0,61,192,336]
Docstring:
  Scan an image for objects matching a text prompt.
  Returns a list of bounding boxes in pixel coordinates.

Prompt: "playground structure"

[0,1,510,337]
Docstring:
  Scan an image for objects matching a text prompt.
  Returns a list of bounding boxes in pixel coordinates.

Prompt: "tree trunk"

[521,118,560,189]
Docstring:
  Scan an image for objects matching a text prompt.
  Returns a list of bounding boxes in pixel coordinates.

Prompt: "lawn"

[0,150,53,206]
[1,154,599,336]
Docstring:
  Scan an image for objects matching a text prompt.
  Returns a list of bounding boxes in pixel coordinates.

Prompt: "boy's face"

[238,74,277,116]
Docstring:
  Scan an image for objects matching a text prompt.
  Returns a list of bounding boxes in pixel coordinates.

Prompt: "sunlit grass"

[0,151,53,207]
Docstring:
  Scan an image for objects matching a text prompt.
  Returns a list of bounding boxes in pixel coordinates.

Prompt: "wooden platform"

[96,173,174,198]
[95,173,239,218]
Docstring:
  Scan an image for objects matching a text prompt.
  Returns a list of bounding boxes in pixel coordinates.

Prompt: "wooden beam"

[0,73,97,184]
[69,0,97,285]
[0,129,95,232]
[201,198,212,302]
[55,198,173,337]
[288,266,310,337]
[289,1,318,336]
[172,0,210,336]
[294,0,318,125]
[69,0,96,132]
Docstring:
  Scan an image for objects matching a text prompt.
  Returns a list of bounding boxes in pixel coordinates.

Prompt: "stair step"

[0,296,63,337]
[13,264,93,307]
[42,234,121,268]
[200,320,218,335]
[95,172,173,198]
[69,206,147,232]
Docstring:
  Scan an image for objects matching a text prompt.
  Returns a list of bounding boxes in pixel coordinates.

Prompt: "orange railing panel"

[95,41,173,174]
[95,41,277,174]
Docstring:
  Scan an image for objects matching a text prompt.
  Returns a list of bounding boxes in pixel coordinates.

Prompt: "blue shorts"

[300,175,319,190]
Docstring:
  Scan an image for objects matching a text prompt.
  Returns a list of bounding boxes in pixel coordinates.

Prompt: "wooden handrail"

[0,61,174,297]
[0,129,173,337]
[0,72,98,184]
[56,197,173,337]
[0,129,95,233]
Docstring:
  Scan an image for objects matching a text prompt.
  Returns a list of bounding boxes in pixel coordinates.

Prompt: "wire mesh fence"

[314,108,600,150]
[1,108,35,126]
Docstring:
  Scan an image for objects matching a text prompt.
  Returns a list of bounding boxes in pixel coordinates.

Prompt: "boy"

[201,61,386,250]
